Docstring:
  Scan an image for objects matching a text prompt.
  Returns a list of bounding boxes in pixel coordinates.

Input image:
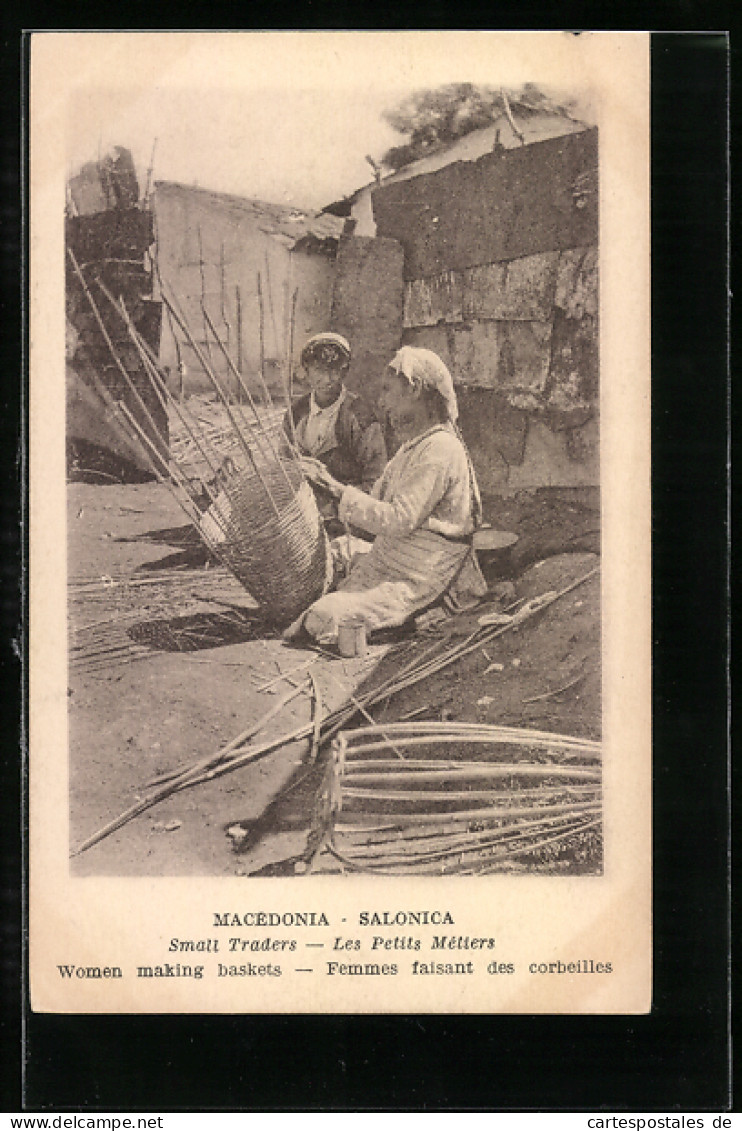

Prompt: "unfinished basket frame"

[308,722,602,875]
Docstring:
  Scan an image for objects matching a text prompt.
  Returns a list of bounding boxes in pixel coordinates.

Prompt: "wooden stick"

[331,798,599,827]
[71,716,307,858]
[398,705,432,722]
[329,814,601,875]
[73,575,600,856]
[181,719,311,787]
[263,253,279,375]
[307,644,406,760]
[235,284,243,401]
[286,285,298,440]
[374,568,601,704]
[339,801,600,850]
[457,818,603,875]
[341,782,598,803]
[345,816,601,871]
[257,273,267,404]
[255,655,318,693]
[523,673,587,704]
[159,284,282,515]
[341,757,594,774]
[103,287,228,497]
[143,137,158,205]
[341,764,600,784]
[116,402,225,549]
[308,672,323,764]
[163,288,280,499]
[219,241,231,369]
[144,681,306,788]
[339,722,600,752]
[340,809,602,867]
[197,224,213,363]
[200,305,295,489]
[67,248,167,462]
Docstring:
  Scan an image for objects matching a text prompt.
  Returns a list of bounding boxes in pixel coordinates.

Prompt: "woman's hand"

[300,457,342,498]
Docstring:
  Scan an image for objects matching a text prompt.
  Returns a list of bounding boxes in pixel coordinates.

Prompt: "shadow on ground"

[128,608,280,651]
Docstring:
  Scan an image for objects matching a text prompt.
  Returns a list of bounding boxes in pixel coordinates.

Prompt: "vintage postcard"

[29,31,651,1013]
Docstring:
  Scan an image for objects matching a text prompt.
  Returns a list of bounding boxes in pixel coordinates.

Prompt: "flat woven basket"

[200,457,331,625]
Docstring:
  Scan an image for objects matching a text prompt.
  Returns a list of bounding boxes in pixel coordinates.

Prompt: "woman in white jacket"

[285,347,486,645]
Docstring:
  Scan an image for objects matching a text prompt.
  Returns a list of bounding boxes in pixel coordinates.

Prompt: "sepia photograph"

[30,31,651,1013]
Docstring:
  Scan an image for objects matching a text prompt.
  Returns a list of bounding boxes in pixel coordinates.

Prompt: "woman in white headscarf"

[284,347,487,645]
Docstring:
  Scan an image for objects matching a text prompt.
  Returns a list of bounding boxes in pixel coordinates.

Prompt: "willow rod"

[329,816,601,875]
[338,815,602,871]
[235,284,243,398]
[257,273,268,406]
[341,758,597,775]
[338,719,600,746]
[75,576,599,853]
[122,332,239,521]
[286,286,299,449]
[196,224,213,364]
[456,818,603,876]
[337,809,602,868]
[219,241,231,366]
[340,764,600,785]
[200,304,295,488]
[176,718,310,789]
[144,681,306,788]
[117,402,229,552]
[338,800,601,850]
[201,302,279,438]
[307,645,407,759]
[340,784,599,804]
[158,283,282,518]
[72,685,309,856]
[344,568,601,716]
[334,798,600,827]
[341,783,600,820]
[100,284,228,499]
[67,248,167,466]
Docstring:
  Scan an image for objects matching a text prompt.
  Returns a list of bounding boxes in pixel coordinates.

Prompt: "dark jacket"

[284,389,387,491]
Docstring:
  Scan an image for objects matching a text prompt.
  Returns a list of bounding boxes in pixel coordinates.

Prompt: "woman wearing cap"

[284,333,387,511]
[285,347,486,645]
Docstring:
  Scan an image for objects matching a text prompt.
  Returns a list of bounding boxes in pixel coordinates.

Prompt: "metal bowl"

[472,527,519,578]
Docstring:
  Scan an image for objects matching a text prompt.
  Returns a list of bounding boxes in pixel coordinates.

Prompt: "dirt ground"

[67,476,601,878]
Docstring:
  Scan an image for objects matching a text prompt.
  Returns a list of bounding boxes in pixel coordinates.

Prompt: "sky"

[57,32,603,212]
[68,83,404,210]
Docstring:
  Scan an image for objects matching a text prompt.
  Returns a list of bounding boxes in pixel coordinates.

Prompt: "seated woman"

[284,333,387,529]
[284,347,487,646]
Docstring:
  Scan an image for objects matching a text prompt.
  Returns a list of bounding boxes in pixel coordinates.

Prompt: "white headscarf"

[388,347,459,423]
[388,346,482,527]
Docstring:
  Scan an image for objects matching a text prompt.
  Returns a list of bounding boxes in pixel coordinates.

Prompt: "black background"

[2,29,730,1112]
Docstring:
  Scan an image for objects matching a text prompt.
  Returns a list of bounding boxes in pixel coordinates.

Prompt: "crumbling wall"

[373,129,599,493]
[373,129,598,277]
[154,185,338,402]
[329,235,405,406]
[66,207,167,476]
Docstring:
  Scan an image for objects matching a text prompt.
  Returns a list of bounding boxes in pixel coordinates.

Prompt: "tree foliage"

[380,82,576,171]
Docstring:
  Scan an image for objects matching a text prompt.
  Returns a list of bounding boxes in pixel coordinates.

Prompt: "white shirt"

[297,388,347,457]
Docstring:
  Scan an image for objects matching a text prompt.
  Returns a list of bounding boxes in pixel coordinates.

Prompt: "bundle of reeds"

[67,563,260,674]
[311,722,602,874]
[68,248,331,625]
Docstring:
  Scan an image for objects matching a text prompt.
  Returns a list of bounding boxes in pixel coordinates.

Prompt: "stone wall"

[329,235,405,406]
[371,130,599,492]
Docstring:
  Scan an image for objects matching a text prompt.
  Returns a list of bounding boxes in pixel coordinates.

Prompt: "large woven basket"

[201,458,331,625]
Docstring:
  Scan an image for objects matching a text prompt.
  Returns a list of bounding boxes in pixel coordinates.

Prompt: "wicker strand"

[158,284,282,518]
